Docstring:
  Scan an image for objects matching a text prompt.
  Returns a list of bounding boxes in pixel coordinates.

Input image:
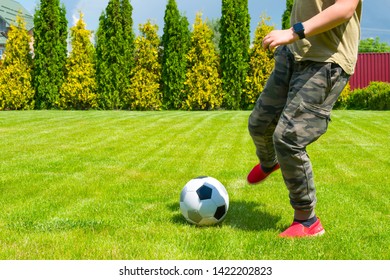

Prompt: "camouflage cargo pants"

[248,45,350,220]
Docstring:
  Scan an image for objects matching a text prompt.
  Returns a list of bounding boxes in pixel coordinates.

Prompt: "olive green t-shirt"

[288,0,362,75]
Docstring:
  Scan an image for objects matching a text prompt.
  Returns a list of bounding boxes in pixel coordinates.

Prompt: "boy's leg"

[248,46,294,169]
[273,62,349,221]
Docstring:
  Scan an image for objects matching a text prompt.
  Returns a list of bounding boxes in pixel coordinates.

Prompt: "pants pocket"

[282,101,331,147]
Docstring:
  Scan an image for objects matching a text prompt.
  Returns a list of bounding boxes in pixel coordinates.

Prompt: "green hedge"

[336,82,390,110]
[347,82,390,110]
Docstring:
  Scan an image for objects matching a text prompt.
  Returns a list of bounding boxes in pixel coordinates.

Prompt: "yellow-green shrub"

[244,15,275,109]
[0,15,34,110]
[183,13,223,110]
[125,21,162,110]
[334,82,352,109]
[59,13,97,110]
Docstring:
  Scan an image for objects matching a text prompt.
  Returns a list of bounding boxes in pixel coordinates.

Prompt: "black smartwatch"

[293,22,305,39]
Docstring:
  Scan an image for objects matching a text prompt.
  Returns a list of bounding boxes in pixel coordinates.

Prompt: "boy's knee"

[272,121,294,155]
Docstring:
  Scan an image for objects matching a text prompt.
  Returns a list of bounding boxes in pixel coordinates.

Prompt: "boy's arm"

[262,0,360,50]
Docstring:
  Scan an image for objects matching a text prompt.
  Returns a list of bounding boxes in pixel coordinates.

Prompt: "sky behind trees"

[17,0,390,43]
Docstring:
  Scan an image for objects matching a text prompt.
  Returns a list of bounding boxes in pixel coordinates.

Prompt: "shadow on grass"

[226,200,281,231]
[168,200,281,232]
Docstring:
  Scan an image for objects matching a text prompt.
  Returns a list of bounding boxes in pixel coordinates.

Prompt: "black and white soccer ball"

[180,176,229,226]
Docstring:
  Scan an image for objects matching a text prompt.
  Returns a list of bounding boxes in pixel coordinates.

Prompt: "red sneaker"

[247,163,280,184]
[279,218,325,238]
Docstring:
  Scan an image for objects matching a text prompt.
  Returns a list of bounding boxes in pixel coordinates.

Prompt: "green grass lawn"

[0,110,389,260]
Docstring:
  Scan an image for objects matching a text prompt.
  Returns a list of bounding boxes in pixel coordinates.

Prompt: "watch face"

[293,23,305,39]
[294,22,304,32]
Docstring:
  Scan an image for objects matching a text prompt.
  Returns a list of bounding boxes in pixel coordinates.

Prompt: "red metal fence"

[349,53,390,90]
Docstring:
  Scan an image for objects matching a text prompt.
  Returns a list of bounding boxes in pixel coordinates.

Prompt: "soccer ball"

[180,176,229,226]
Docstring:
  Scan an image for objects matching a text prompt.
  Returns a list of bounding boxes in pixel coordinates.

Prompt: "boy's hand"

[262,28,299,50]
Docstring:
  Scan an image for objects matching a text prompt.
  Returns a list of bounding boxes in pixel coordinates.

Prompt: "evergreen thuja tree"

[59,13,97,110]
[183,13,223,110]
[244,15,275,109]
[96,0,135,109]
[125,21,162,110]
[0,15,34,110]
[121,0,135,92]
[96,0,123,109]
[220,0,250,110]
[33,0,68,109]
[206,18,221,53]
[282,0,294,29]
[161,0,190,109]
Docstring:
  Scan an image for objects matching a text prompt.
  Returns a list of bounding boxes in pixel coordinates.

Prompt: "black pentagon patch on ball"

[196,184,212,200]
[188,210,202,223]
[214,205,226,220]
